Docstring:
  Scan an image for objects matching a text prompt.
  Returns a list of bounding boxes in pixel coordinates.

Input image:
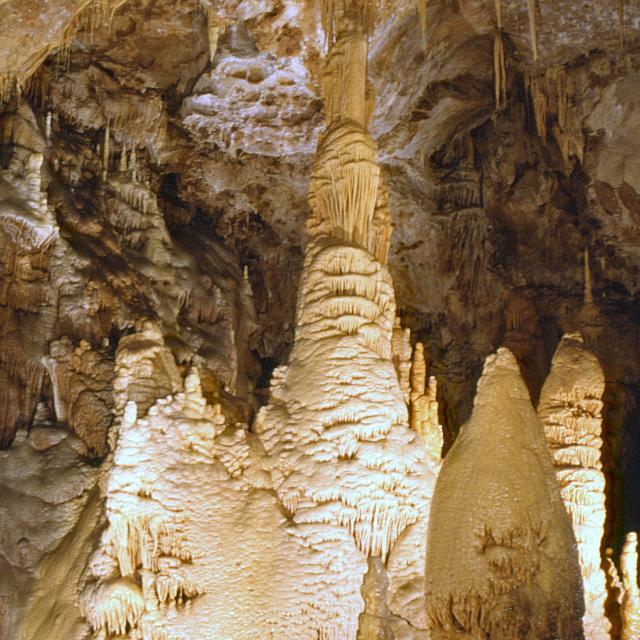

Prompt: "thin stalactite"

[493,0,506,110]
[527,0,539,61]
[617,0,625,54]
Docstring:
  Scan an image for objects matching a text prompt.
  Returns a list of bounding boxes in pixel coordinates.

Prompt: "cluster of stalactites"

[492,0,539,107]
[527,66,583,166]
[308,121,384,257]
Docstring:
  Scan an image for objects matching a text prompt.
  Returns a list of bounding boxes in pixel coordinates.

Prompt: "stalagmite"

[538,332,611,639]
[255,1,437,636]
[392,316,412,403]
[357,558,394,639]
[425,347,584,639]
[620,532,640,640]
[83,332,298,639]
[410,342,443,459]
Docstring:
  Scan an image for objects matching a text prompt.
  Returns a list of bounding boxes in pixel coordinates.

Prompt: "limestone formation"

[425,347,584,639]
[42,337,113,456]
[410,341,443,459]
[255,1,437,636]
[392,316,412,403]
[82,329,299,639]
[619,532,640,640]
[0,427,100,640]
[0,1,640,639]
[538,332,611,639]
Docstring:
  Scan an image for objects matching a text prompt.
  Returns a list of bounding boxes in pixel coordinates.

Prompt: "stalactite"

[103,94,165,146]
[85,577,145,636]
[308,120,381,250]
[617,0,625,54]
[322,18,368,126]
[493,0,506,110]
[102,121,110,181]
[418,0,427,34]
[584,248,593,306]
[529,66,583,166]
[527,0,539,61]
[538,333,610,639]
[41,338,113,456]
[529,74,548,140]
[59,0,129,54]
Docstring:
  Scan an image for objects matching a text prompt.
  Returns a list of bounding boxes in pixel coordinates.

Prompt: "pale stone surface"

[538,333,611,640]
[425,348,584,639]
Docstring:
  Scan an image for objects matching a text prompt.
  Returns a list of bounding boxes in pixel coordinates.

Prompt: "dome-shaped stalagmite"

[425,347,584,639]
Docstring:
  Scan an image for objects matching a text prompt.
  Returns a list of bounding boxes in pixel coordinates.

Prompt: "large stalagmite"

[425,347,584,639]
[538,332,611,639]
[255,1,437,638]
